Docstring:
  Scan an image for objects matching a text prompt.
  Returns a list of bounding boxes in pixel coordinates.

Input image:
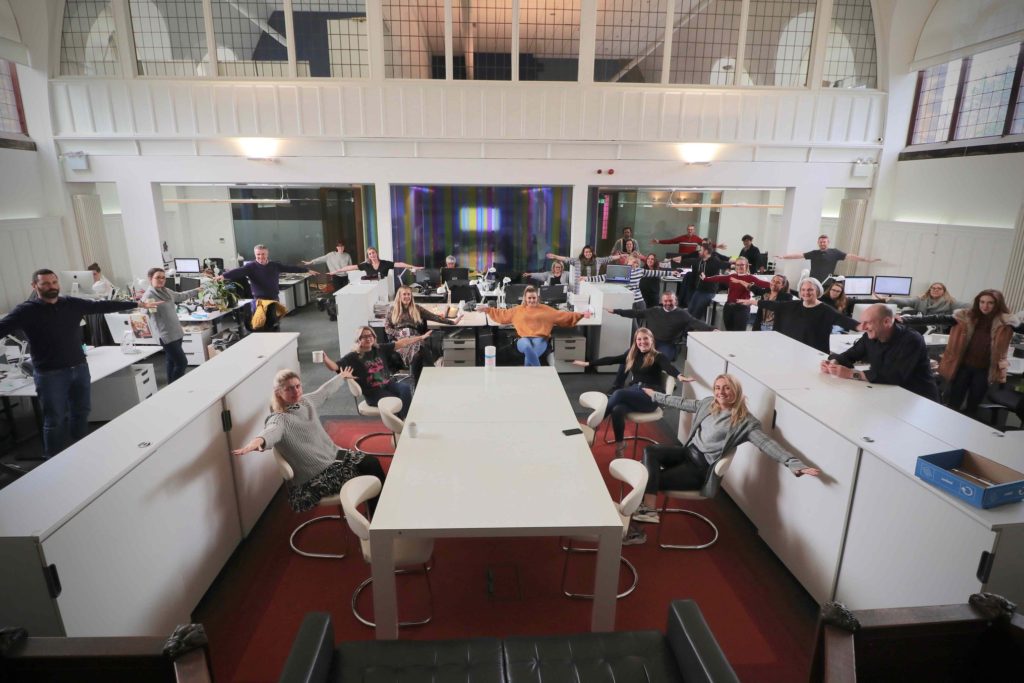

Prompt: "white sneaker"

[632,509,660,524]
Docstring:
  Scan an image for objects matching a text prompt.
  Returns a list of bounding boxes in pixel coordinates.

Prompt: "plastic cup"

[312,350,324,363]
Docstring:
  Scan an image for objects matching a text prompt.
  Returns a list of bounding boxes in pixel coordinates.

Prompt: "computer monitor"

[174,258,202,274]
[441,267,470,285]
[59,270,98,296]
[415,268,441,288]
[841,276,874,296]
[874,276,913,296]
[503,284,530,305]
[540,285,568,305]
[605,264,632,284]
[205,257,225,273]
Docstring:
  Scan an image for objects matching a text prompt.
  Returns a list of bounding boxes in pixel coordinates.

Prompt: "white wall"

[0,217,72,312]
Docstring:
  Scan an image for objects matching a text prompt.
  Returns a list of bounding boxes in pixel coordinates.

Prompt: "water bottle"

[484,345,496,368]
[407,421,418,438]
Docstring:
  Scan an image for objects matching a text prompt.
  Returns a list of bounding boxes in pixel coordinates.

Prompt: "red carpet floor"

[194,417,819,682]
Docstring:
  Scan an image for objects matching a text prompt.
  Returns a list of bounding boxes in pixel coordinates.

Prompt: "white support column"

[577,0,597,84]
[570,183,590,254]
[374,180,394,260]
[115,178,165,280]
[775,184,827,285]
[808,0,834,89]
[366,0,385,81]
[1002,202,1024,312]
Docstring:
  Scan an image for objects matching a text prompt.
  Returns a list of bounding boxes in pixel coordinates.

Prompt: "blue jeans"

[687,291,715,322]
[34,362,91,457]
[607,386,658,442]
[162,338,188,383]
[516,337,548,366]
[655,341,677,361]
[368,380,413,420]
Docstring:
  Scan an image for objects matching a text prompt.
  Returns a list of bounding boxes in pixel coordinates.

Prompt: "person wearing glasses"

[322,326,422,420]
[231,369,386,515]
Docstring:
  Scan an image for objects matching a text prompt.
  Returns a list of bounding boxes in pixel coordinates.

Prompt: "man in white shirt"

[303,241,353,292]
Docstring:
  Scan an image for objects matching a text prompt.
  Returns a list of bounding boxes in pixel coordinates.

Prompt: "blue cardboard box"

[915,450,1024,509]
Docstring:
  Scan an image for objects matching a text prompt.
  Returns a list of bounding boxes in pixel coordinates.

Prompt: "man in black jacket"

[0,269,157,457]
[822,303,939,401]
[685,243,726,321]
[607,291,714,360]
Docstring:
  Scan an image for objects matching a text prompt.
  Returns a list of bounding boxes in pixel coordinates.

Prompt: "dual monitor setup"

[826,275,913,297]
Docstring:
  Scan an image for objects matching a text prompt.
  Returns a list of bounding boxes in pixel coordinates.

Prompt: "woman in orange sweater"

[480,285,592,365]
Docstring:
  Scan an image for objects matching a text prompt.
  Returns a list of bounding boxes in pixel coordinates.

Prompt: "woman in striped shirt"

[232,369,386,514]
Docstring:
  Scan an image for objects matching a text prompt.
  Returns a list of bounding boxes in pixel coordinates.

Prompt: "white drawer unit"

[442,330,476,367]
[89,363,156,422]
[552,331,586,373]
[180,329,213,365]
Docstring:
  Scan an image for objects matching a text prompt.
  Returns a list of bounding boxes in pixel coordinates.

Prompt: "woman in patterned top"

[327,325,420,420]
[231,368,386,513]
[385,285,462,382]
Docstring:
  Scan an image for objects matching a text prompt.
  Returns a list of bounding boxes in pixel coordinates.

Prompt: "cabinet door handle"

[44,564,62,598]
[976,550,995,583]
[771,409,777,430]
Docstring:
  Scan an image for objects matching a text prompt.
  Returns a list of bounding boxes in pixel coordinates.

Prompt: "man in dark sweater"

[0,269,155,457]
[222,244,312,331]
[685,244,727,321]
[822,303,939,401]
[778,234,880,282]
[607,291,714,360]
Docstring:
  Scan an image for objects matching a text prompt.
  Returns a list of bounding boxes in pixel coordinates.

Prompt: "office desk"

[369,368,623,640]
[417,304,489,328]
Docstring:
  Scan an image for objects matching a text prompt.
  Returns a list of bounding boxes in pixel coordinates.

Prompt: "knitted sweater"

[143,286,198,343]
[484,304,583,337]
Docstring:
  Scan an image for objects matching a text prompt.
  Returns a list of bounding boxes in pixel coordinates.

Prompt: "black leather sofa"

[277,599,739,683]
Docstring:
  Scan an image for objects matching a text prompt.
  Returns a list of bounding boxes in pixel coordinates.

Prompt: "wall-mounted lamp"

[237,137,280,161]
[851,158,874,178]
[677,143,718,165]
[63,151,89,171]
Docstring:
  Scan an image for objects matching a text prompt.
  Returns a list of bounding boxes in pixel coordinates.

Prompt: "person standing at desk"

[142,267,200,384]
[571,327,691,459]
[651,224,723,263]
[231,369,386,515]
[632,375,819,528]
[302,240,352,293]
[332,247,421,282]
[479,286,590,366]
[0,269,157,458]
[546,246,615,278]
[777,234,880,282]
[605,291,713,360]
[324,326,422,420]
[385,286,462,382]
[222,245,313,332]
[821,304,939,401]
[734,235,763,272]
[701,256,770,331]
[756,277,859,353]
[683,243,727,321]
[583,255,679,312]
[610,227,634,256]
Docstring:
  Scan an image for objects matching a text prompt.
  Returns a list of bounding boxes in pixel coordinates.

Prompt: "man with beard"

[0,269,154,457]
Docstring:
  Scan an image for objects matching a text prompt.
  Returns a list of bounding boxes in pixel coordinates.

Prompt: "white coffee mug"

[312,350,324,363]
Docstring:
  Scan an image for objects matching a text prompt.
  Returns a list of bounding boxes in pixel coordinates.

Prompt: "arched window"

[60,0,121,76]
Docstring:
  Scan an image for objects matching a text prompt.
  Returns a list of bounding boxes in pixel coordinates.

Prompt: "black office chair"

[448,283,480,303]
[503,284,530,305]
[981,382,1024,431]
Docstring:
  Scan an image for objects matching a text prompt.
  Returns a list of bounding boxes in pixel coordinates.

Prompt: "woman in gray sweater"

[631,374,819,526]
[232,368,386,513]
[142,267,200,383]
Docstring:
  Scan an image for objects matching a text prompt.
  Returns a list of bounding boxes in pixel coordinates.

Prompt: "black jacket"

[832,325,939,401]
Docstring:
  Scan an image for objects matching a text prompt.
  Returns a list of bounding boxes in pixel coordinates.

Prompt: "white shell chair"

[602,375,677,459]
[577,391,608,447]
[377,397,404,443]
[273,450,347,559]
[339,475,434,628]
[657,453,736,550]
[345,379,402,457]
[561,459,649,599]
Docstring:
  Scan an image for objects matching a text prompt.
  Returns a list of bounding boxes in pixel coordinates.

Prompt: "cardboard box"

[207,344,221,359]
[915,450,1024,509]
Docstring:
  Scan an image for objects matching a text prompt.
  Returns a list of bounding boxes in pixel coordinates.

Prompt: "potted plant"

[199,279,240,312]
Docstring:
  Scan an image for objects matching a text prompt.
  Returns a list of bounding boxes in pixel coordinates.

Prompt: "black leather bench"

[277,599,739,683]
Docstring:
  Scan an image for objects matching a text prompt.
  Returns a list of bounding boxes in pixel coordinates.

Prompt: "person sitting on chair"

[479,285,590,366]
[631,374,820,526]
[231,369,386,514]
[743,274,792,331]
[605,291,714,360]
[572,327,692,459]
[523,259,569,286]
[546,246,615,278]
[753,277,859,353]
[385,285,462,382]
[332,247,421,282]
[324,326,421,420]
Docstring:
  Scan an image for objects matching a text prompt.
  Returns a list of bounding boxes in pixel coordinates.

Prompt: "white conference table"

[369,367,623,640]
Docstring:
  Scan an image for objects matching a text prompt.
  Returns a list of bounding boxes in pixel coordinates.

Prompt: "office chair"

[340,475,434,628]
[345,380,399,457]
[273,450,347,559]
[560,459,648,599]
[603,374,678,459]
[656,453,736,550]
[578,391,609,447]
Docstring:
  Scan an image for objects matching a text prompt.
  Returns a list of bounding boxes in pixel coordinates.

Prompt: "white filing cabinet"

[551,329,586,373]
[89,363,156,422]
[581,283,633,373]
[442,329,476,367]
[180,328,213,365]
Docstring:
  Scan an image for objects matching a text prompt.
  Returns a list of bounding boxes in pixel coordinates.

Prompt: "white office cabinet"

[718,365,776,522]
[0,334,299,637]
[551,331,586,373]
[583,283,632,373]
[835,451,1018,610]
[336,280,388,355]
[442,330,476,367]
[180,328,213,365]
[764,399,861,605]
[89,363,156,422]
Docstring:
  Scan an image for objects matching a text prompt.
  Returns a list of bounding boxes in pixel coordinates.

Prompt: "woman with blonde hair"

[385,285,462,381]
[572,327,691,459]
[877,281,967,316]
[630,374,820,528]
[232,368,386,513]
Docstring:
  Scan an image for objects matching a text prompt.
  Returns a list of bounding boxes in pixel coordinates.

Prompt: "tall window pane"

[212,1,291,77]
[594,0,667,83]
[383,0,444,79]
[130,0,208,76]
[955,43,1020,140]
[292,1,368,77]
[668,0,742,85]
[60,0,121,76]
[454,0,513,80]
[0,60,26,135]
[519,0,580,82]
[745,0,815,87]
[823,0,877,88]
[1013,80,1024,135]
[391,186,572,273]
[910,60,962,145]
